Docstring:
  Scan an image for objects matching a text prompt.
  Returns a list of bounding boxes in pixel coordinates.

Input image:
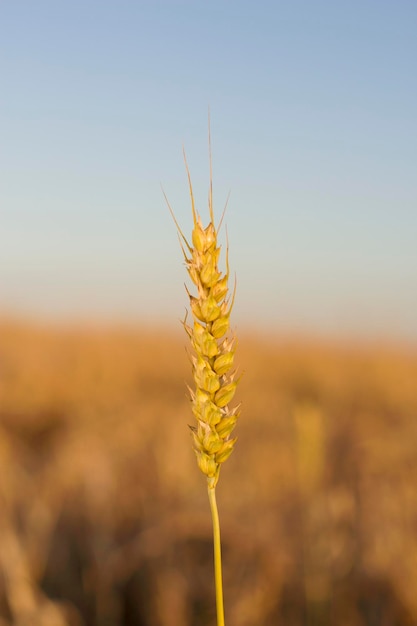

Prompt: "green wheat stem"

[207,482,225,626]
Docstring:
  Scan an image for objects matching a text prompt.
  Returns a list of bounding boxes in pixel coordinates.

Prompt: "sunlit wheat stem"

[167,127,240,626]
[208,484,225,626]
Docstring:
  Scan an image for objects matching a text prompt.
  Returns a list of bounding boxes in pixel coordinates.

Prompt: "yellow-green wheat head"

[168,153,240,489]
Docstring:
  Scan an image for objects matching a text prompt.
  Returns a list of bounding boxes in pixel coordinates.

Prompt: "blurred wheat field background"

[2,1,417,624]
[1,318,416,626]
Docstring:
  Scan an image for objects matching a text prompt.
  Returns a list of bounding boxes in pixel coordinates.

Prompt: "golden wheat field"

[1,317,417,626]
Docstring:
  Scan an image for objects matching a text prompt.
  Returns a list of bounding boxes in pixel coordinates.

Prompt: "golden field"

[0,318,417,626]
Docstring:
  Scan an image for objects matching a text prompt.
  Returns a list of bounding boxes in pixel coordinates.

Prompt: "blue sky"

[1,1,416,340]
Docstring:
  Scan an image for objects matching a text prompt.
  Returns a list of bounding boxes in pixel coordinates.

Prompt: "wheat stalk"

[166,130,240,626]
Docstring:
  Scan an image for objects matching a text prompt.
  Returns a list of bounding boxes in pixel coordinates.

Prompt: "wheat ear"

[167,138,240,626]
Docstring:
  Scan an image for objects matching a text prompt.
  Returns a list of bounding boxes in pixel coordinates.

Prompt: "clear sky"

[1,1,416,341]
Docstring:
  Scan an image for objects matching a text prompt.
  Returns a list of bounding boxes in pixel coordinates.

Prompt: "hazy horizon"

[1,1,416,342]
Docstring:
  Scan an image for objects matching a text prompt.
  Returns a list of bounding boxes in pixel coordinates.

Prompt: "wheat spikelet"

[167,147,240,489]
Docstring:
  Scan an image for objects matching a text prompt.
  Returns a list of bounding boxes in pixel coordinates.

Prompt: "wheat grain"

[167,149,240,490]
[166,131,240,626]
